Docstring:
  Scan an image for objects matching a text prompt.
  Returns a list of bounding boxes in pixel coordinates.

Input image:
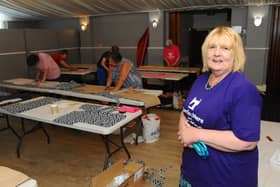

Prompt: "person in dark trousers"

[97,45,119,85]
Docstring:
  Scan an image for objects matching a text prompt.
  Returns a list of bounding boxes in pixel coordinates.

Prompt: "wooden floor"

[0,108,182,187]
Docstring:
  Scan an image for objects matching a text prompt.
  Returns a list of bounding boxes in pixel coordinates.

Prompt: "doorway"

[177,9,231,67]
[189,29,208,67]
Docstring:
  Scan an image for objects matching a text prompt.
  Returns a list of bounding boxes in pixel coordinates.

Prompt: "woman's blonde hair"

[201,26,245,72]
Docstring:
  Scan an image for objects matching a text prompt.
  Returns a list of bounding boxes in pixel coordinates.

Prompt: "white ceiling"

[0,0,279,20]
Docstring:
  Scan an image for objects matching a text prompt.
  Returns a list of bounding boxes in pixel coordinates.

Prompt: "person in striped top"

[105,52,143,92]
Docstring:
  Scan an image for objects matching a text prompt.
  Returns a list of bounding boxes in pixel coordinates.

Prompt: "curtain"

[136,28,149,67]
[169,12,180,46]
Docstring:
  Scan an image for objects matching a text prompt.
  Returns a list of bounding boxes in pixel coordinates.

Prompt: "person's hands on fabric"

[34,80,41,86]
[105,86,119,93]
[110,87,119,92]
[34,79,46,86]
[104,86,116,94]
[105,86,111,91]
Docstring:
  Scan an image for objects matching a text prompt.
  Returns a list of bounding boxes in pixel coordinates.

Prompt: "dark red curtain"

[267,6,280,96]
[169,12,180,46]
[136,28,149,67]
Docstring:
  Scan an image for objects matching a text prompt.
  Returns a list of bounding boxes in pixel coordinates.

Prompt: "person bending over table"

[105,52,143,92]
[51,49,78,71]
[97,45,119,85]
[177,26,262,187]
[27,53,61,84]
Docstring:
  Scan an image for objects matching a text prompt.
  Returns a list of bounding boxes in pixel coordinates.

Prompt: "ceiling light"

[254,16,262,27]
[152,19,158,28]
[81,24,87,31]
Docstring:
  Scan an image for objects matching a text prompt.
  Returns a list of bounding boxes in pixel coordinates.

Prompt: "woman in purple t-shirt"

[27,52,61,84]
[177,27,262,187]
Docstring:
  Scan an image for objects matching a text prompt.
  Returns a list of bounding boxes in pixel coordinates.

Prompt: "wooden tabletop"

[61,63,97,75]
[137,65,201,75]
[139,71,189,81]
[0,78,162,107]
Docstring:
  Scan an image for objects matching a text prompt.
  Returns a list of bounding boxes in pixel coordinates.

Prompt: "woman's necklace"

[205,78,213,90]
[205,75,221,90]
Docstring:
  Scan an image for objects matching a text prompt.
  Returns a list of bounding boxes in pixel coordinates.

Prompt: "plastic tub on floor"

[142,113,160,143]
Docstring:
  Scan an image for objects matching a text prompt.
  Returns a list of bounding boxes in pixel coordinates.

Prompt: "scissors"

[192,141,209,159]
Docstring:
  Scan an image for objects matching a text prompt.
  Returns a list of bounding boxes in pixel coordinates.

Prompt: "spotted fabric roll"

[80,104,116,113]
[95,91,120,107]
[54,104,125,127]
[54,81,81,90]
[1,97,60,114]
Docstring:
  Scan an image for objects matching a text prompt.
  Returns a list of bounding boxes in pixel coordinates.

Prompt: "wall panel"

[0,29,25,52]
[0,55,27,81]
[0,29,27,80]
[25,29,59,51]
[57,29,80,63]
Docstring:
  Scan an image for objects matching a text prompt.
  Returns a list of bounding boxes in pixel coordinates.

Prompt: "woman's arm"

[59,60,77,71]
[41,68,49,82]
[177,112,258,152]
[198,128,257,152]
[172,56,181,67]
[169,58,180,67]
[163,57,171,66]
[105,67,113,90]
[101,57,109,72]
[111,62,131,92]
[35,69,41,82]
[170,48,181,67]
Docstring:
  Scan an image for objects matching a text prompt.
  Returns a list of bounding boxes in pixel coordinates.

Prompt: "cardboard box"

[91,160,144,187]
[0,166,37,187]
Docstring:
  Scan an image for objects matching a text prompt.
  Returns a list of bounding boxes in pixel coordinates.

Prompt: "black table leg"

[101,126,131,170]
[17,119,50,158]
[0,115,20,139]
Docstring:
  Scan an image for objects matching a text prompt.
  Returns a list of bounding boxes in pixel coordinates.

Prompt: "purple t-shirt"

[181,72,262,187]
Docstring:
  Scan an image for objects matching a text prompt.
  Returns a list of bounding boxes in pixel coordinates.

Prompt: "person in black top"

[97,45,119,85]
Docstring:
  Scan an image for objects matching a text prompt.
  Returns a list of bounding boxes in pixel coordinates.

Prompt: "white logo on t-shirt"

[188,97,202,110]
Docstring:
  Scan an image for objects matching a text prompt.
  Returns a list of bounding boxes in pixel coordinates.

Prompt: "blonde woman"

[177,26,261,187]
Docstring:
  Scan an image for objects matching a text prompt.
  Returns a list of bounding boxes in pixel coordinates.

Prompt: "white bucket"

[142,113,160,143]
